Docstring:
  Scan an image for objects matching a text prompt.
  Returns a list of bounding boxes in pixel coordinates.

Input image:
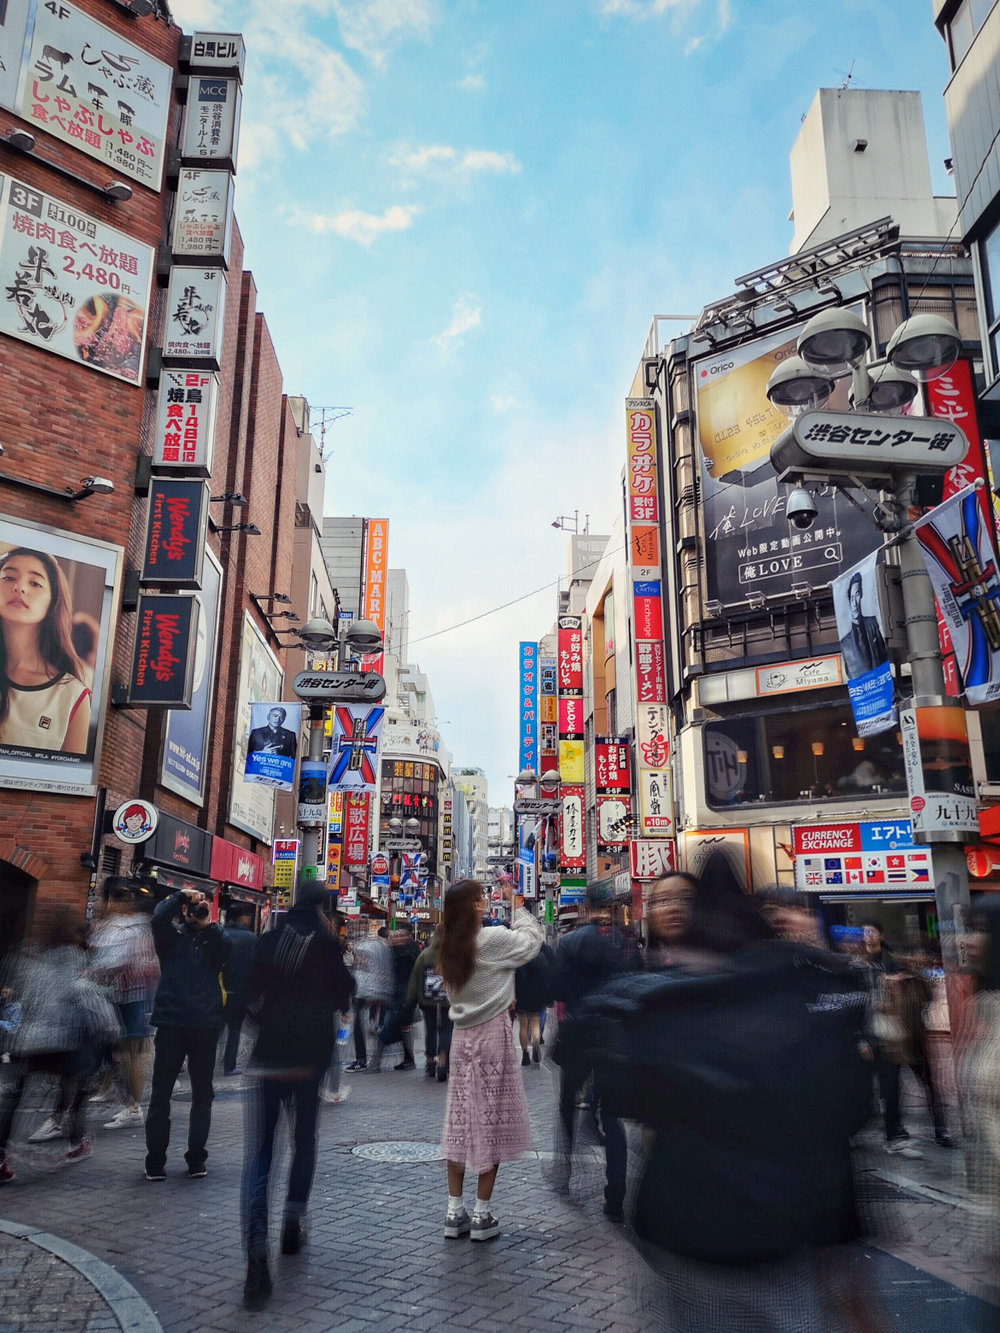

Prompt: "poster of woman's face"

[0,514,122,796]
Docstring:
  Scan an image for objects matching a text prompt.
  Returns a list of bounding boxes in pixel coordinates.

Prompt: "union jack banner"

[328,705,385,791]
[914,484,1000,704]
[400,852,421,888]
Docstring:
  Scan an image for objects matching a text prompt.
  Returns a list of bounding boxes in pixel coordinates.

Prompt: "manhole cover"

[352,1141,443,1163]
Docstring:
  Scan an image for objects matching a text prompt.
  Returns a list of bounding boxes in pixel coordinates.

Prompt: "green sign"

[301,864,318,880]
[544,898,554,924]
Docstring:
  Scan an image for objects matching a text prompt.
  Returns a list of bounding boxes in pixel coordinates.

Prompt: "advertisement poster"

[163,265,226,365]
[0,172,154,383]
[159,547,221,805]
[127,594,199,707]
[141,480,209,588]
[244,701,302,790]
[682,828,751,891]
[152,371,219,474]
[297,758,326,826]
[12,0,172,189]
[692,323,880,607]
[914,484,1000,705]
[180,74,242,166]
[171,168,235,263]
[0,514,121,795]
[328,704,385,792]
[899,705,978,840]
[832,550,896,737]
[519,641,538,774]
[229,614,282,842]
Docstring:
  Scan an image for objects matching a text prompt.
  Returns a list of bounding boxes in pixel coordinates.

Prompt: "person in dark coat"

[220,904,257,1075]
[366,926,420,1072]
[550,886,635,1220]
[514,939,554,1066]
[241,879,353,1306]
[143,889,230,1183]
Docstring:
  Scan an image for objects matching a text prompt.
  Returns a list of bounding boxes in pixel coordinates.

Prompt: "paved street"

[0,1030,997,1332]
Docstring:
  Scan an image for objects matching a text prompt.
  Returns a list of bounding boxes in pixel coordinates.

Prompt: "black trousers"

[555,1058,627,1209]
[221,999,247,1074]
[420,1005,453,1063]
[0,1048,96,1153]
[144,1024,217,1172]
[242,1074,321,1256]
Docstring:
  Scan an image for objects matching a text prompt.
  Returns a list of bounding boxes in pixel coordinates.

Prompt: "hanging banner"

[832,549,896,736]
[159,547,221,805]
[914,484,1000,705]
[344,793,371,870]
[899,704,978,841]
[519,641,538,774]
[298,758,327,826]
[244,701,302,790]
[360,518,388,675]
[328,705,385,791]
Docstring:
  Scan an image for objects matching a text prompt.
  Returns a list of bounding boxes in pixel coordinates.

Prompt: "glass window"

[982,221,1000,328]
[950,0,975,67]
[703,706,906,810]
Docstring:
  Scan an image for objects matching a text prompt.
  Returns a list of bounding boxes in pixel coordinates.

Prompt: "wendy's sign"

[142,480,209,589]
[127,594,200,708]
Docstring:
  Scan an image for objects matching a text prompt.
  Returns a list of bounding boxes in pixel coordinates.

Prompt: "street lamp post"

[387,814,423,928]
[291,615,384,903]
[766,309,972,986]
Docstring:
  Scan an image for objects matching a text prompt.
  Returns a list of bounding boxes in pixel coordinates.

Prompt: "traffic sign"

[771,410,968,478]
[292,670,386,702]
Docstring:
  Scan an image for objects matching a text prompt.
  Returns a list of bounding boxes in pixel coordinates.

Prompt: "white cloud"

[296,203,421,246]
[489,394,519,413]
[390,144,521,174]
[458,73,486,91]
[331,0,434,65]
[598,0,693,17]
[430,295,482,350]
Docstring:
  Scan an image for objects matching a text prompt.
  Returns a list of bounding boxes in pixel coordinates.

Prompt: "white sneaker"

[886,1138,924,1159]
[321,1086,351,1104]
[103,1105,144,1130]
[28,1115,65,1143]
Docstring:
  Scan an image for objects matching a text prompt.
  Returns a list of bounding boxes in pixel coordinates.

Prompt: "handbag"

[422,968,446,1004]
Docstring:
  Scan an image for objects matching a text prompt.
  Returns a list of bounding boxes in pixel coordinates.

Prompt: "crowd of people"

[0,871,996,1327]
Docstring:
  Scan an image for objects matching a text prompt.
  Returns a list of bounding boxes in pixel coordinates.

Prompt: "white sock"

[473,1198,490,1219]
[447,1194,464,1215]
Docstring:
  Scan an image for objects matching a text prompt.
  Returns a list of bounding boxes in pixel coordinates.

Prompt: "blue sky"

[170,0,955,800]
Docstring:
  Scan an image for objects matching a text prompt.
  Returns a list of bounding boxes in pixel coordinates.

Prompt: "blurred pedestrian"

[87,884,158,1129]
[346,927,393,1072]
[438,879,543,1241]
[550,885,635,1221]
[586,876,883,1332]
[242,879,353,1307]
[220,903,257,1076]
[406,927,452,1081]
[514,936,554,1068]
[0,984,22,1062]
[143,889,230,1182]
[366,926,419,1072]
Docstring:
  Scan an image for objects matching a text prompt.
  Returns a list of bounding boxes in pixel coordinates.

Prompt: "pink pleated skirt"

[441,1009,532,1173]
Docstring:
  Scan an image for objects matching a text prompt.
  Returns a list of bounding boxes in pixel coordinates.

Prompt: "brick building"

[0,2,297,957]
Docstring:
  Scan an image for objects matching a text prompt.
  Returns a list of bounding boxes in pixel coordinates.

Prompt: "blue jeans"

[242,1074,321,1256]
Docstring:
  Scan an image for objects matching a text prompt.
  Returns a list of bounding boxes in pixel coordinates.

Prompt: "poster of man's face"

[0,513,121,795]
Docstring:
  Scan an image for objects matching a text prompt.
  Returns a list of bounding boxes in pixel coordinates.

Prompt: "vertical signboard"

[344,792,371,871]
[595,736,631,851]
[159,547,222,805]
[180,75,242,169]
[162,266,226,366]
[557,615,584,784]
[538,655,558,773]
[229,615,282,842]
[127,594,199,707]
[141,480,209,588]
[171,169,235,264]
[519,641,538,775]
[360,518,388,675]
[626,399,672,844]
[152,370,219,475]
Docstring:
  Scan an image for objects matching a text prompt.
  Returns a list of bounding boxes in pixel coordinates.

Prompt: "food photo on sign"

[0,514,121,795]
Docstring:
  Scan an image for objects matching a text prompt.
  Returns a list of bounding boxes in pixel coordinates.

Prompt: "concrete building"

[452,767,490,879]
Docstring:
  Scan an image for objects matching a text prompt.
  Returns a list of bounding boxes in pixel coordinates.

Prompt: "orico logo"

[701,361,735,377]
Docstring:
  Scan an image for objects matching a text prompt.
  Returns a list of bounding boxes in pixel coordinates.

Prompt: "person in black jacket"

[143,889,230,1183]
[242,879,353,1307]
[366,926,420,1072]
[220,904,256,1076]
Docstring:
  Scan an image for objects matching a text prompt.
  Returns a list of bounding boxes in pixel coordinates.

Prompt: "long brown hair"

[0,547,86,726]
[438,879,485,993]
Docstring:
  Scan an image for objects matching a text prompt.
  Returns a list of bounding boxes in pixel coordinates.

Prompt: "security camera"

[785,486,818,531]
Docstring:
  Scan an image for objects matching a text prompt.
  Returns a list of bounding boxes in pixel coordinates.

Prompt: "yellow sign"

[559,739,585,784]
[273,859,295,889]
[327,840,342,888]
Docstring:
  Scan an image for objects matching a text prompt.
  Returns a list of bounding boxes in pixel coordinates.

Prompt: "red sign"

[595,737,631,793]
[629,839,676,880]
[557,618,583,693]
[792,824,861,856]
[560,785,586,869]
[635,640,666,704]
[210,837,264,890]
[626,402,658,523]
[370,852,389,877]
[558,696,584,738]
[632,590,664,642]
[344,793,370,870]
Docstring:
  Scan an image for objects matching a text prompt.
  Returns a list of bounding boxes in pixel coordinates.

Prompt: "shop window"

[947,0,997,69]
[703,705,906,809]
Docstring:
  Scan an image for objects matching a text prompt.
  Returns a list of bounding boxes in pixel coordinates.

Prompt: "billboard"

[244,701,302,790]
[0,172,154,383]
[152,371,219,475]
[159,546,221,805]
[691,323,881,606]
[171,168,235,264]
[360,518,388,674]
[126,594,199,708]
[0,514,121,795]
[229,614,283,842]
[519,640,538,774]
[4,0,172,189]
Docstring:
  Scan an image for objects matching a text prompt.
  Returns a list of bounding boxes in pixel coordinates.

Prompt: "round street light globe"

[404,818,421,835]
[848,363,919,414]
[797,309,872,378]
[886,314,962,382]
[765,355,835,416]
[345,617,383,653]
[515,770,537,786]
[297,617,338,651]
[538,771,561,792]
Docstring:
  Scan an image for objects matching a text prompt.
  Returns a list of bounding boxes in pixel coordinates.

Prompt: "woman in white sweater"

[438,879,544,1242]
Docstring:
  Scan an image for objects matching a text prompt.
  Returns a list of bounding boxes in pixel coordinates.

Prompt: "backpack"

[421,967,446,1004]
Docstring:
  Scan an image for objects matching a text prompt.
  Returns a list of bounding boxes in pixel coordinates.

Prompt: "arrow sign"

[292,670,387,702]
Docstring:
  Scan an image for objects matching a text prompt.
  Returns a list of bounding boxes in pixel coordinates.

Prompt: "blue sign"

[859,819,914,851]
[245,701,301,790]
[519,641,538,774]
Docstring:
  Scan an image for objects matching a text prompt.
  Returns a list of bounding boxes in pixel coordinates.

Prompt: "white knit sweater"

[446,908,545,1029]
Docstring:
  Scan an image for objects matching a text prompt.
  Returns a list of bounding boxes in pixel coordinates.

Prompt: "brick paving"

[0,1027,995,1331]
